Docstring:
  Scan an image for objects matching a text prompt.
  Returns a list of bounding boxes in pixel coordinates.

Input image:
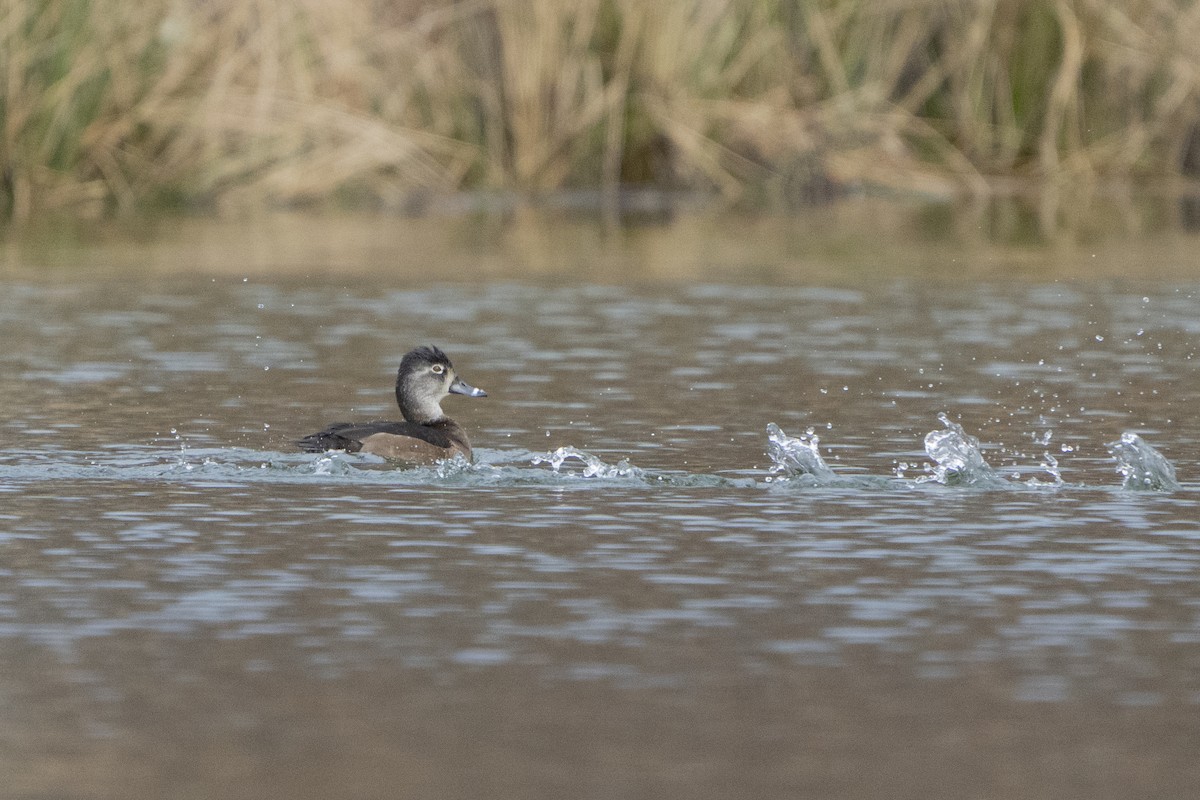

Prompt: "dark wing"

[297,420,455,452]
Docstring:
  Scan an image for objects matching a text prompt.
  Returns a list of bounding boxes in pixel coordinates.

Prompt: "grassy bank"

[3,0,1200,219]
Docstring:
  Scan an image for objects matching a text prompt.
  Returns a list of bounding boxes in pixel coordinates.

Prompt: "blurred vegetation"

[2,0,1200,219]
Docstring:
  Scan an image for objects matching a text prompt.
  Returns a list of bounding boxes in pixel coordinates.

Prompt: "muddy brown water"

[3,202,1200,798]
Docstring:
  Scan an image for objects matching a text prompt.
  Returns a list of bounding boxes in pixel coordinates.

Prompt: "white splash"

[1106,432,1179,491]
[1030,451,1063,487]
[765,423,837,483]
[435,452,474,478]
[920,412,997,486]
[531,446,643,479]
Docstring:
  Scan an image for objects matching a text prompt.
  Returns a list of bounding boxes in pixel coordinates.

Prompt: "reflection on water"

[2,215,1200,798]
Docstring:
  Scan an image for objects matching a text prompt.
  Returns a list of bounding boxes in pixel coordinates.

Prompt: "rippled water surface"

[3,212,1200,798]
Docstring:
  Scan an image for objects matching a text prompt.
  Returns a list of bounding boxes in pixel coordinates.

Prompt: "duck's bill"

[450,378,488,398]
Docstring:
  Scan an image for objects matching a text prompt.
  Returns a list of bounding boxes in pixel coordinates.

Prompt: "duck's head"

[395,345,487,423]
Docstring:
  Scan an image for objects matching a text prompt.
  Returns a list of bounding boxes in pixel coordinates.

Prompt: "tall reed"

[2,0,1199,218]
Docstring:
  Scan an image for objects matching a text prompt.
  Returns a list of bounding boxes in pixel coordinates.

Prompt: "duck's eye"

[431,364,445,375]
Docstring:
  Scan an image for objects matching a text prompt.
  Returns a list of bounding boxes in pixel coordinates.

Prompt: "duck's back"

[298,419,471,462]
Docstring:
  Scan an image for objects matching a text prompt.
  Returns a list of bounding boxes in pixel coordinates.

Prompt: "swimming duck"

[298,345,487,463]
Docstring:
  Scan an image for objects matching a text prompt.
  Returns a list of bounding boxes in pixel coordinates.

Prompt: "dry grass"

[3,0,1200,219]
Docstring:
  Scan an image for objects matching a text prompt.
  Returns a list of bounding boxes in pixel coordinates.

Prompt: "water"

[3,214,1200,798]
[1107,431,1181,491]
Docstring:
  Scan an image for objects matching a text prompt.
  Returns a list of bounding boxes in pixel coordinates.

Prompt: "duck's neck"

[396,384,445,424]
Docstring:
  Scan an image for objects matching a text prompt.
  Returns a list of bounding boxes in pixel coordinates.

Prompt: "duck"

[298,345,487,463]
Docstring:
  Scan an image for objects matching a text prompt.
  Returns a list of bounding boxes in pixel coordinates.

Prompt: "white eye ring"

[431,364,445,374]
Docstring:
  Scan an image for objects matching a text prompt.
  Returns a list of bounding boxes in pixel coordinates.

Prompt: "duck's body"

[298,346,486,463]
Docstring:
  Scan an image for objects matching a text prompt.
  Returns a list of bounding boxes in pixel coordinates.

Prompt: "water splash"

[435,452,474,479]
[765,423,837,484]
[1,426,1183,493]
[1021,428,1064,487]
[1029,451,1063,487]
[920,413,998,486]
[531,446,644,479]
[1106,432,1179,491]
